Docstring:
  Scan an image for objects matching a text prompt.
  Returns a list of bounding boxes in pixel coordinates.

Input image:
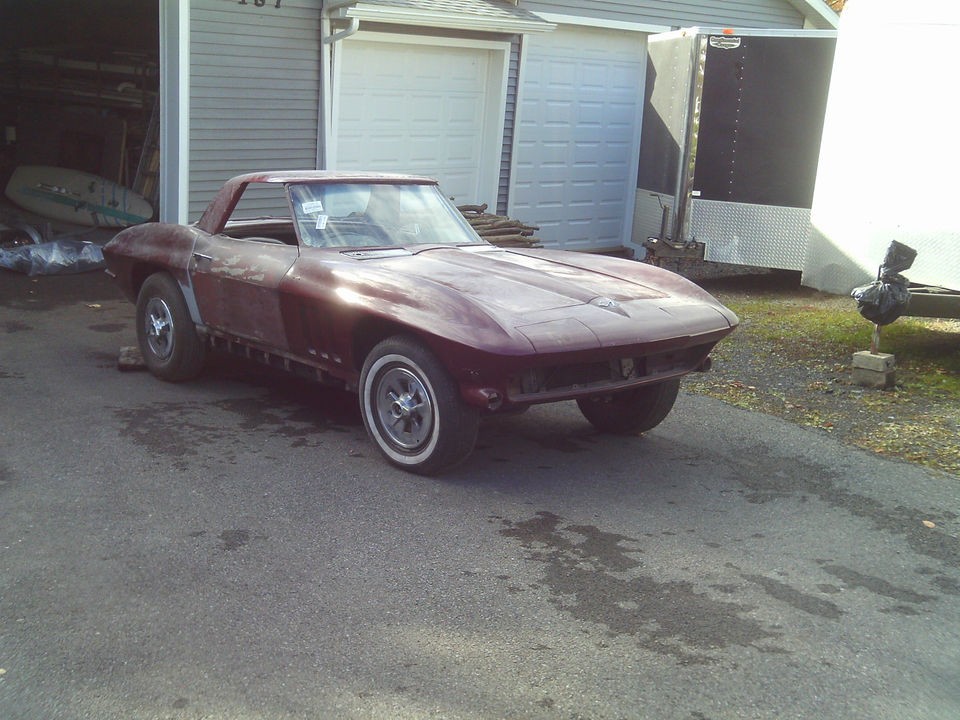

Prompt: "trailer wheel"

[576,379,681,435]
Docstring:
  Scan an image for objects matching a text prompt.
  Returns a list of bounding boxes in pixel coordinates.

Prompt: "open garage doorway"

[0,0,160,235]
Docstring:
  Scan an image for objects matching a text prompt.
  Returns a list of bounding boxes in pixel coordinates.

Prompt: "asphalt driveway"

[1,271,958,719]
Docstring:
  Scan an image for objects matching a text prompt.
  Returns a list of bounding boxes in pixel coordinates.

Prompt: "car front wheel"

[135,272,206,382]
[360,336,479,475]
[576,378,681,435]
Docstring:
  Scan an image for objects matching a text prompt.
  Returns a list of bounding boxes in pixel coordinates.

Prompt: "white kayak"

[4,165,153,228]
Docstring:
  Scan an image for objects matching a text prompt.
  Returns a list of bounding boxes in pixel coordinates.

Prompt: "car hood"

[319,245,738,354]
[399,246,668,315]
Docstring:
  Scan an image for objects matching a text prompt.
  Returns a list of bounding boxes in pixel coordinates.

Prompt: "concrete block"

[852,351,895,388]
[852,351,895,372]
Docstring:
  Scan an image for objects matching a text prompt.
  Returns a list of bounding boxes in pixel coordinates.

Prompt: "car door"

[190,234,299,351]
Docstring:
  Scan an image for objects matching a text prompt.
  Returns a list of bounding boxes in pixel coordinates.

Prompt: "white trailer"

[801,0,960,318]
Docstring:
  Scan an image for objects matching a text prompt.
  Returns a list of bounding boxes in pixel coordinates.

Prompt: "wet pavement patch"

[0,270,122,311]
[0,464,13,491]
[114,401,218,471]
[932,575,960,595]
[732,445,960,569]
[818,563,936,605]
[217,529,267,551]
[114,392,355,470]
[219,529,250,550]
[739,573,843,620]
[88,350,120,369]
[4,320,33,333]
[496,511,784,664]
[206,359,361,427]
[88,322,126,333]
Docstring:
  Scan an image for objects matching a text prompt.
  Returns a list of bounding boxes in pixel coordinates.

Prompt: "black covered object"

[0,239,105,276]
[851,241,918,326]
[877,240,918,275]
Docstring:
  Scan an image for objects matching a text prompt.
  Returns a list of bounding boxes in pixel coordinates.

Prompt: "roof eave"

[786,0,840,29]
[337,4,555,34]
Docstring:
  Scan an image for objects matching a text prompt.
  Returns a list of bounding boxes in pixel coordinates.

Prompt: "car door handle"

[193,252,213,262]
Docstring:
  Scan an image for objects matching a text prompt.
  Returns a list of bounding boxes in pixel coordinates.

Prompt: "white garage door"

[336,35,507,207]
[511,26,647,251]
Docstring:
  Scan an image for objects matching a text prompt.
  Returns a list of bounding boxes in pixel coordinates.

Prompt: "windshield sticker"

[302,200,325,214]
[315,214,328,230]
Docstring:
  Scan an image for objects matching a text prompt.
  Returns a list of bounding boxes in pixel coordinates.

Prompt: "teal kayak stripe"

[18,185,149,226]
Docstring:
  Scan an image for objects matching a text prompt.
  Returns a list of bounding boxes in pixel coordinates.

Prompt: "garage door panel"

[570,162,602,178]
[523,59,547,85]
[570,166,603,184]
[435,175,476,204]
[576,68,614,91]
[336,37,499,203]
[577,102,605,124]
[600,142,633,161]
[409,139,444,162]
[511,26,647,250]
[543,118,575,133]
[546,61,579,85]
[530,125,575,143]
[607,101,639,122]
[448,98,485,125]
[600,63,642,89]
[367,139,407,162]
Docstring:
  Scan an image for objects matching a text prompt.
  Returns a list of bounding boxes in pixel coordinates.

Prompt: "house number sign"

[238,0,283,7]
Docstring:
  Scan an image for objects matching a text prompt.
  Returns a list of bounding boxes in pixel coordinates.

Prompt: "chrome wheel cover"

[143,296,174,360]
[373,366,434,452]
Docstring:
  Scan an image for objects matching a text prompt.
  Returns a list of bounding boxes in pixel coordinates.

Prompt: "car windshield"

[288,182,486,249]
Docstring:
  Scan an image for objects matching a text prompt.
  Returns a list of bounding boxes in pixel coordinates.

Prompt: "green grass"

[726,296,960,399]
[688,285,960,475]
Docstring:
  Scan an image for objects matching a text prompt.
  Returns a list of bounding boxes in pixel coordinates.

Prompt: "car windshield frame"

[286,181,488,250]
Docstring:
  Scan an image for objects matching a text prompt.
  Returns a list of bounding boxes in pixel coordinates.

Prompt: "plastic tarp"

[0,239,105,276]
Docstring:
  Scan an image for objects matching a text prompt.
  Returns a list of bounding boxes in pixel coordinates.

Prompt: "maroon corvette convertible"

[104,171,738,474]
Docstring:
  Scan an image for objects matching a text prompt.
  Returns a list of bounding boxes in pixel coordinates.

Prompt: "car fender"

[104,223,206,324]
[280,258,535,370]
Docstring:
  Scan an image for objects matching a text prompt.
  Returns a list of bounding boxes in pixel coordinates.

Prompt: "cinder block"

[852,351,895,372]
[852,351,896,389]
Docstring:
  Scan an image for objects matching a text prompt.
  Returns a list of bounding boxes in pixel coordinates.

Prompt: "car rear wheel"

[360,336,479,475]
[576,378,681,435]
[136,272,206,382]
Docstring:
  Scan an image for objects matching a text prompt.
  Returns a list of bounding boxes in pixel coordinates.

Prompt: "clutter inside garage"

[0,0,159,273]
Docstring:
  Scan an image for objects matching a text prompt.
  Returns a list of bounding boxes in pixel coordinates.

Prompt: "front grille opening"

[506,346,708,400]
[511,357,643,396]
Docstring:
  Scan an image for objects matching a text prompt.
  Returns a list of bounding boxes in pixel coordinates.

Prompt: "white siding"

[189,0,322,219]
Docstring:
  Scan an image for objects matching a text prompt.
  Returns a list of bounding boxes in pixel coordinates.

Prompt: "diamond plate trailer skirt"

[692,199,812,271]
[630,193,812,272]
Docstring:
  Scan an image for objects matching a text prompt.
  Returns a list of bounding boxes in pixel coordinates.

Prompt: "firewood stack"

[457,204,542,248]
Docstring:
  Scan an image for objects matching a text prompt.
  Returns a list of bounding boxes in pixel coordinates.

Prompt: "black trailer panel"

[695,35,835,208]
